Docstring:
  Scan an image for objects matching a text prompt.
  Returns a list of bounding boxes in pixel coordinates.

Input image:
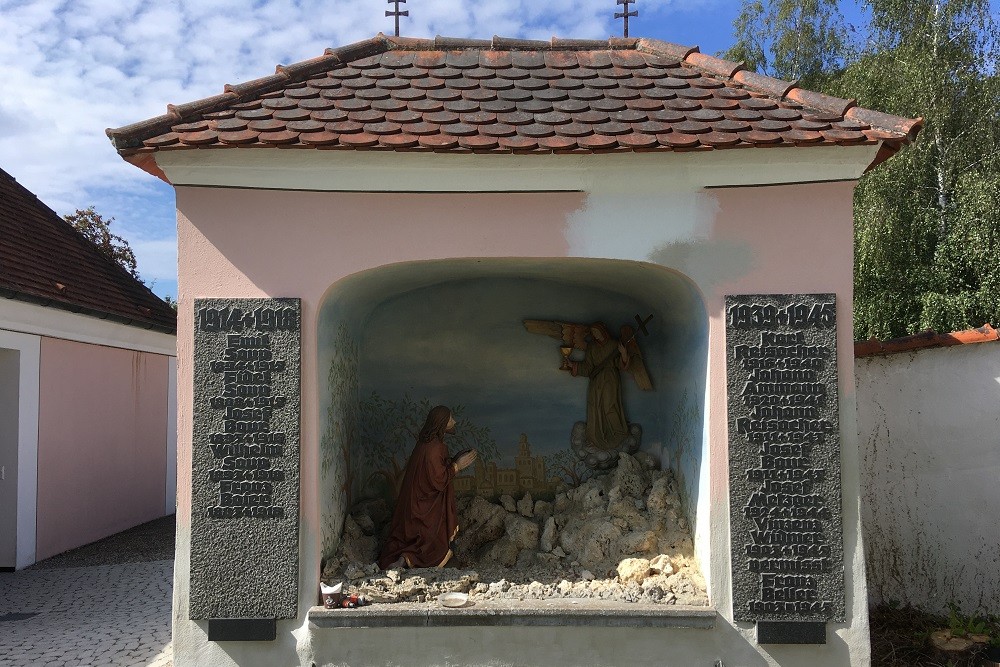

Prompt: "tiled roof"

[107,35,921,173]
[855,324,999,358]
[0,168,177,334]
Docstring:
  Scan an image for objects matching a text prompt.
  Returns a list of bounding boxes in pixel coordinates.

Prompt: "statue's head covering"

[589,321,612,342]
[418,405,452,443]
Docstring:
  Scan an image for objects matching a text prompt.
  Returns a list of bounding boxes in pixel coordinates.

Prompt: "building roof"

[855,324,999,358]
[0,168,177,334]
[107,35,921,179]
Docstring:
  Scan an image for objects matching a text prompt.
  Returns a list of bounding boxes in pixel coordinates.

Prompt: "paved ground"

[0,516,175,667]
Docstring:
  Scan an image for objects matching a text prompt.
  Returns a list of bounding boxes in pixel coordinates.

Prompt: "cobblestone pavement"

[0,517,175,667]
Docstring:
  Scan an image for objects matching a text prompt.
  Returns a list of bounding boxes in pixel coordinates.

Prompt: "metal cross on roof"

[386,0,408,37]
[615,0,638,38]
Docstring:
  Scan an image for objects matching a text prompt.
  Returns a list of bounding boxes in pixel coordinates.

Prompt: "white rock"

[540,516,557,552]
[617,558,652,585]
[582,485,606,511]
[650,554,673,575]
[505,514,540,550]
[646,476,672,514]
[488,579,511,594]
[517,492,534,517]
[622,530,657,554]
[344,562,366,580]
[554,493,570,513]
[612,453,649,499]
[580,569,595,581]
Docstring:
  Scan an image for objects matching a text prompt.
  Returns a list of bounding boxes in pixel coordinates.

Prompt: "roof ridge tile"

[608,37,640,49]
[636,38,699,60]
[855,324,1000,358]
[846,107,924,138]
[492,36,551,50]
[328,35,391,62]
[684,52,743,78]
[551,38,610,49]
[384,35,434,49]
[732,69,797,99]
[276,54,341,79]
[785,88,855,117]
[435,36,491,49]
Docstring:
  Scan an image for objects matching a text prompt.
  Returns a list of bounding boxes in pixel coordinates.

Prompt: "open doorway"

[0,330,39,570]
[0,348,19,569]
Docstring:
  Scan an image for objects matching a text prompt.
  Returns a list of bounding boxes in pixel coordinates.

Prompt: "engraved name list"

[726,294,845,623]
[200,305,297,519]
[190,298,301,619]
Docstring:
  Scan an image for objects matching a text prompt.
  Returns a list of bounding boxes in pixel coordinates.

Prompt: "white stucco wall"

[856,342,1000,614]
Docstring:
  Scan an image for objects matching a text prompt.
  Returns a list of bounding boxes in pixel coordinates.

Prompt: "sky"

[0,0,940,301]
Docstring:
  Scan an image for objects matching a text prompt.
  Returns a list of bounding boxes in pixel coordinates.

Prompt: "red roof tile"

[0,168,177,334]
[854,324,1000,358]
[107,34,922,175]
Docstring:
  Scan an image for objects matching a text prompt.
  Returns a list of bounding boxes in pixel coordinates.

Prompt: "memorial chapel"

[107,33,920,667]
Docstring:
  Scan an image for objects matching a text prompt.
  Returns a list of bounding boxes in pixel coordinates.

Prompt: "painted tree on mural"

[356,393,501,502]
[725,0,1000,339]
[543,448,593,488]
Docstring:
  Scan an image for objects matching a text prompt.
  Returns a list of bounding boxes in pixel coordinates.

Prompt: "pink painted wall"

[174,188,585,609]
[173,180,869,664]
[36,337,169,560]
[704,180,861,623]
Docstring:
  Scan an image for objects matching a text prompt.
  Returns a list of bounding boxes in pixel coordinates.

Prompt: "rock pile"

[323,452,707,606]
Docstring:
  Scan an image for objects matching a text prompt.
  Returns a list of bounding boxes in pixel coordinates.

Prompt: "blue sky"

[1,0,991,300]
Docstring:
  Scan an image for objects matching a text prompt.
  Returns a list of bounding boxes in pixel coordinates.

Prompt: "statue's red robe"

[378,436,458,569]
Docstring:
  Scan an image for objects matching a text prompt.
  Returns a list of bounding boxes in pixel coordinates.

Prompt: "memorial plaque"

[190,298,300,620]
[726,294,845,624]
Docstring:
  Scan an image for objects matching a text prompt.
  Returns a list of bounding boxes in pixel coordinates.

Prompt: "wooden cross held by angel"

[524,315,653,457]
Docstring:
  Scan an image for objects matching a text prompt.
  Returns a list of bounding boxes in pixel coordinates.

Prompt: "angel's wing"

[523,319,589,350]
[619,324,653,391]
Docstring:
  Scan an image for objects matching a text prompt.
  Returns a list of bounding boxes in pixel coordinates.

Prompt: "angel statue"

[524,317,653,470]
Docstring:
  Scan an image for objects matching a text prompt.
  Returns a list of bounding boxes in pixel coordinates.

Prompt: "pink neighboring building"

[108,35,919,667]
[0,167,177,569]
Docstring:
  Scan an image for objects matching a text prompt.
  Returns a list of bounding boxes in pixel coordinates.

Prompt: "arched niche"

[317,258,708,564]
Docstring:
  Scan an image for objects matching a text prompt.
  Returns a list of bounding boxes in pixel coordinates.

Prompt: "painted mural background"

[318,260,708,558]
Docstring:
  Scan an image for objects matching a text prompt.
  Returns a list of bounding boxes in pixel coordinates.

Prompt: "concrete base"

[308,600,717,629]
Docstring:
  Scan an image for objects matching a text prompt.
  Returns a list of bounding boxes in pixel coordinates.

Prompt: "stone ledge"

[308,600,716,629]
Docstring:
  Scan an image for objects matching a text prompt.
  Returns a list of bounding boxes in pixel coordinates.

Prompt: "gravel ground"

[27,515,176,570]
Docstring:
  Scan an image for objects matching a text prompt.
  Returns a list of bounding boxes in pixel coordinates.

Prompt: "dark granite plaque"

[725,294,845,623]
[208,618,278,642]
[190,298,300,620]
[757,621,827,644]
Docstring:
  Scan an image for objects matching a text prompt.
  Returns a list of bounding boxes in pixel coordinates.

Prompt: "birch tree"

[835,0,1000,338]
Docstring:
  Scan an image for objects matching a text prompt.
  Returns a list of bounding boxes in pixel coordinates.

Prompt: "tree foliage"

[833,0,1000,338]
[63,206,141,280]
[725,0,999,339]
[723,0,847,88]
